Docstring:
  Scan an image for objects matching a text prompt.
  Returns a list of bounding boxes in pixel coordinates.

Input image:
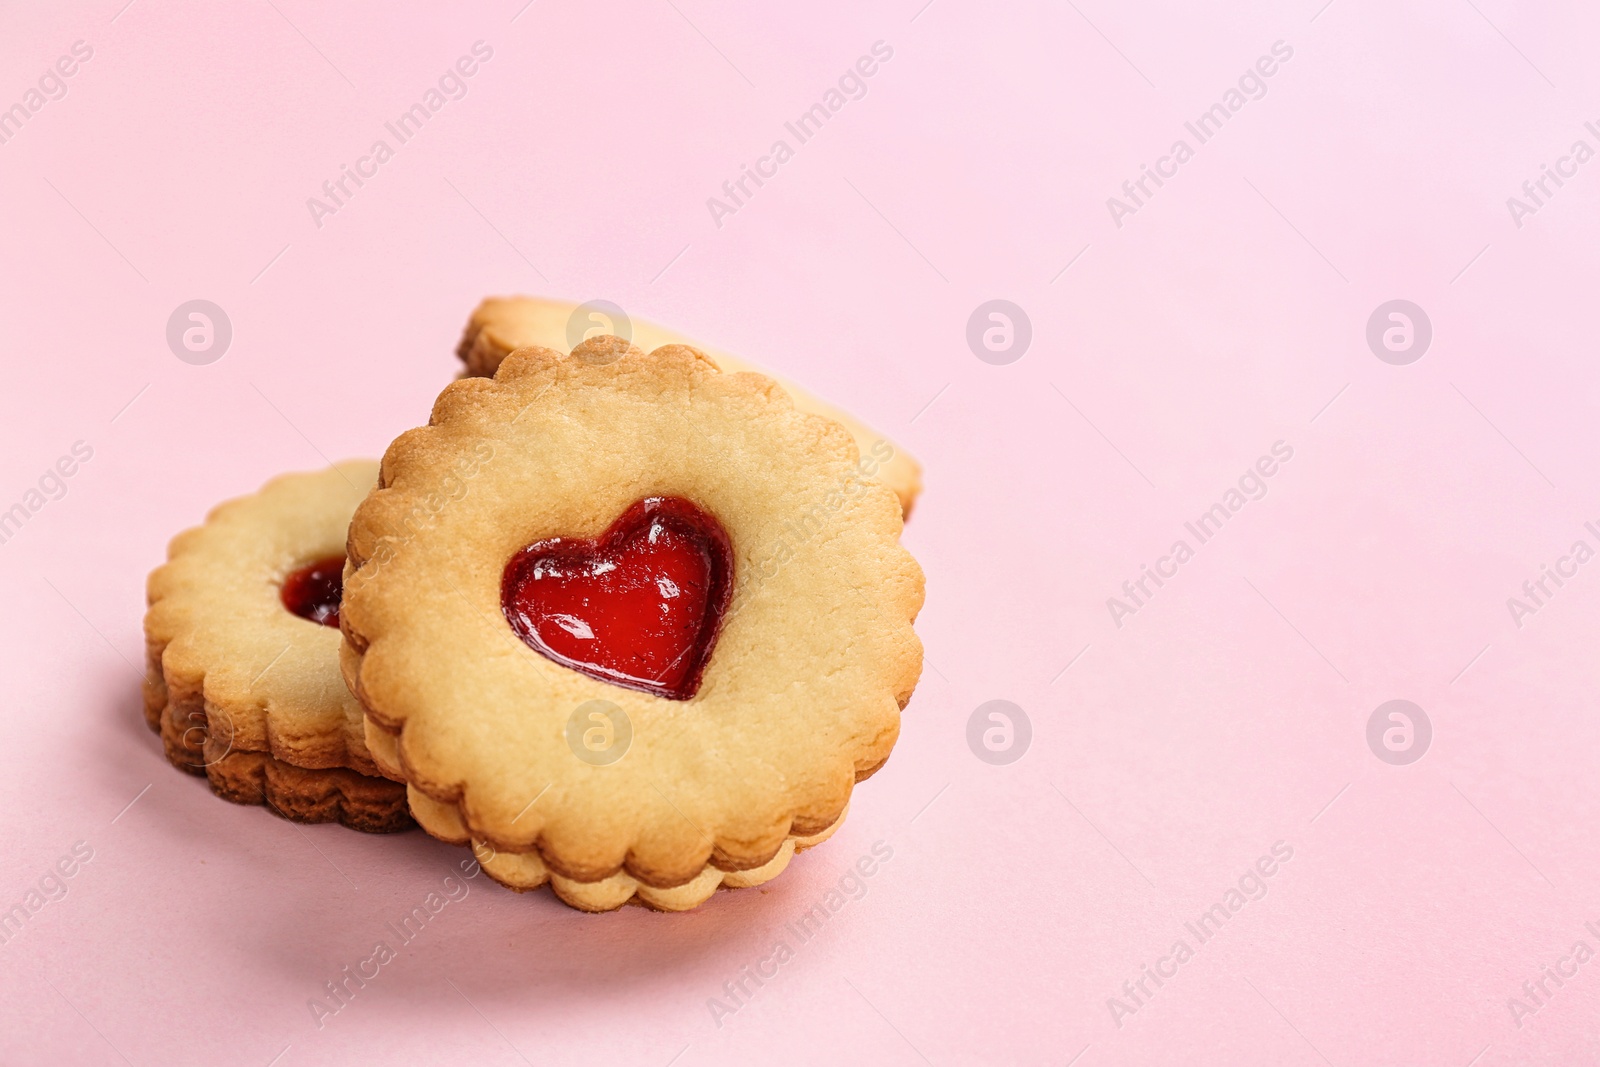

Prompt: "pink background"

[3,0,1599,1063]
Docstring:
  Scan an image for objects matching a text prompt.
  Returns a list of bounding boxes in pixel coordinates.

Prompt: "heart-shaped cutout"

[500,497,734,700]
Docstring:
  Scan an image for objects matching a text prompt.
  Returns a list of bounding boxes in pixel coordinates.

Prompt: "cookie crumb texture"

[143,462,410,833]
[344,339,924,910]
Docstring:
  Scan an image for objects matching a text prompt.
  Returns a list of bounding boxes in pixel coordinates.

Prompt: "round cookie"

[143,462,411,833]
[456,295,922,516]
[342,337,924,909]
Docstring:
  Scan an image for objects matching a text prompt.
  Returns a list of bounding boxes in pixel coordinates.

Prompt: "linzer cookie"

[143,462,411,833]
[455,295,922,516]
[341,337,924,910]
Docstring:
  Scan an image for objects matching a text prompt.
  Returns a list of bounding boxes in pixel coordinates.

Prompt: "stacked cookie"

[143,299,924,910]
[143,461,411,832]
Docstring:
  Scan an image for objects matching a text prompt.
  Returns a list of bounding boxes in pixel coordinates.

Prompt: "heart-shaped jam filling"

[281,556,345,628]
[500,497,734,700]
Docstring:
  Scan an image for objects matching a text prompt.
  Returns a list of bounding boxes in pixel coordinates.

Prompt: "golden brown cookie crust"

[456,296,922,516]
[342,338,923,908]
[143,462,386,779]
[203,744,411,833]
[151,668,411,832]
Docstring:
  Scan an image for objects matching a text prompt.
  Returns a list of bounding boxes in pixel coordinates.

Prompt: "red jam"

[500,497,733,700]
[281,556,345,628]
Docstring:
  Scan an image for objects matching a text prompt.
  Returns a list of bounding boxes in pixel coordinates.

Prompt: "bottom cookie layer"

[206,748,413,834]
[408,785,844,912]
[151,700,412,834]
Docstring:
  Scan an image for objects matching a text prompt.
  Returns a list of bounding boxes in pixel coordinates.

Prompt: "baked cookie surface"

[456,296,922,516]
[143,462,410,832]
[343,338,924,908]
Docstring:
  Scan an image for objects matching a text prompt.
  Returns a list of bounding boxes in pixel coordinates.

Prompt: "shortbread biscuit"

[456,296,922,516]
[343,337,924,909]
[143,462,411,832]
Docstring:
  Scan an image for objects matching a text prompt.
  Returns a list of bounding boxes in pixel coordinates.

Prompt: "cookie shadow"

[90,660,847,1012]
[223,818,858,1029]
